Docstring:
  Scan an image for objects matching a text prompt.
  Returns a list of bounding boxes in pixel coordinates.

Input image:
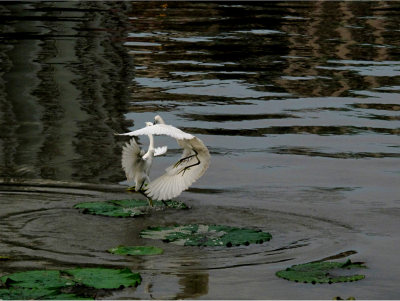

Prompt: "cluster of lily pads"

[0,268,141,300]
[0,196,367,300]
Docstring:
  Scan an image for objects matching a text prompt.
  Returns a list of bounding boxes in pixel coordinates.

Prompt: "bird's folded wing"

[121,138,143,182]
[154,145,168,157]
[118,124,194,140]
[145,139,210,201]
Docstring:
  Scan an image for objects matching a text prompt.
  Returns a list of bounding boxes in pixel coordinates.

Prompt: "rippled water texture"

[0,2,399,299]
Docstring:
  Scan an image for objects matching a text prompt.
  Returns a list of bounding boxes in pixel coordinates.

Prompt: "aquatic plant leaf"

[73,201,136,217]
[63,268,141,289]
[108,245,164,256]
[0,270,74,289]
[0,288,60,300]
[140,224,272,247]
[0,288,92,300]
[74,199,188,217]
[276,259,366,284]
[0,255,10,261]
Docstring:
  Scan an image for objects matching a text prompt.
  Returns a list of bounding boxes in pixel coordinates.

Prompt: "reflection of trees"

[277,1,398,97]
[0,2,134,183]
[127,2,399,105]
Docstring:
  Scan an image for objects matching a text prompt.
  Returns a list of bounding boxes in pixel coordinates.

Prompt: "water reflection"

[1,2,400,299]
[0,2,134,183]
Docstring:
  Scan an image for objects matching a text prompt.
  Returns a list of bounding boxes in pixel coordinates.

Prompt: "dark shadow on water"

[0,2,134,184]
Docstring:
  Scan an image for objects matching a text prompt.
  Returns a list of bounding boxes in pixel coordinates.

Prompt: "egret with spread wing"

[121,122,167,206]
[119,115,210,201]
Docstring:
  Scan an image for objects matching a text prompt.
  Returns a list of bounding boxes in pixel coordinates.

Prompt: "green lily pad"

[63,268,141,289]
[140,224,272,247]
[0,268,141,299]
[74,199,188,217]
[0,270,73,289]
[108,246,164,256]
[0,288,91,300]
[276,259,366,284]
[0,288,61,300]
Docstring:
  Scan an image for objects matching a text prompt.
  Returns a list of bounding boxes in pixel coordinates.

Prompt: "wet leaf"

[0,288,92,300]
[74,199,188,217]
[276,259,366,284]
[0,270,74,289]
[108,245,164,256]
[63,268,141,289]
[140,224,272,247]
[0,288,59,300]
[0,268,141,299]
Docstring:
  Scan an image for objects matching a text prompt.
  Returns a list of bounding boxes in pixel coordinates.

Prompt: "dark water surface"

[1,2,399,299]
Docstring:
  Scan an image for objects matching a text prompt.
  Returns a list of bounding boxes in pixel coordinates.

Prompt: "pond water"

[0,2,399,299]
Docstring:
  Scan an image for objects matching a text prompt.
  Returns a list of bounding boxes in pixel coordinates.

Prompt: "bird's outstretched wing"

[145,137,210,201]
[154,146,168,157]
[118,124,194,140]
[121,138,144,182]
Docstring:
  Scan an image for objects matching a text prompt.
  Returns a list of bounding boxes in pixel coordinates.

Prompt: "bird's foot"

[177,167,191,176]
[173,156,193,168]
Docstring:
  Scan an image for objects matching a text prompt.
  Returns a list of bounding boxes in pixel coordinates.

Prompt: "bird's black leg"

[173,149,198,168]
[178,153,201,175]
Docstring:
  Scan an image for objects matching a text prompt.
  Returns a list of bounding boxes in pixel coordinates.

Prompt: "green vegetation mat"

[276,259,366,284]
[0,268,141,300]
[108,246,164,256]
[140,224,272,247]
[74,199,188,217]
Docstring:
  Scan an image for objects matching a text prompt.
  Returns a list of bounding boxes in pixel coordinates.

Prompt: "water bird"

[121,122,167,206]
[119,115,210,201]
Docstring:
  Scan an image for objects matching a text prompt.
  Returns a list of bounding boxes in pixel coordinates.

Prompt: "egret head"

[153,115,165,125]
[145,121,153,127]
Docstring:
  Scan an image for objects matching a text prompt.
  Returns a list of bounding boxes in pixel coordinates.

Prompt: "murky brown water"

[1,2,399,299]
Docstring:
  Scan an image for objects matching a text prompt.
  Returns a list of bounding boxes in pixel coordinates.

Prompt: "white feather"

[118,124,194,140]
[154,145,168,157]
[120,116,210,202]
[145,136,210,201]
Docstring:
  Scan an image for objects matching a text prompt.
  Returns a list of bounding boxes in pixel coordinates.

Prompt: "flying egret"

[121,121,167,206]
[119,115,210,201]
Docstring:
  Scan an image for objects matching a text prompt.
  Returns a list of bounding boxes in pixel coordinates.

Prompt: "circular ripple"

[0,183,354,274]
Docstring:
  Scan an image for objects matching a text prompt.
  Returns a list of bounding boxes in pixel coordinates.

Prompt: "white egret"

[119,115,210,201]
[121,121,167,206]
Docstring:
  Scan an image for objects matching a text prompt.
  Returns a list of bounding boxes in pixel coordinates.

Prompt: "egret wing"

[118,124,194,140]
[145,137,210,201]
[121,138,145,182]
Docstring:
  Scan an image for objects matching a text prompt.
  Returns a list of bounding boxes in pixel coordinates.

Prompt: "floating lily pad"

[0,268,140,300]
[0,288,80,300]
[140,224,272,247]
[63,268,141,289]
[0,270,73,289]
[108,246,164,256]
[276,259,366,284]
[74,199,188,217]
